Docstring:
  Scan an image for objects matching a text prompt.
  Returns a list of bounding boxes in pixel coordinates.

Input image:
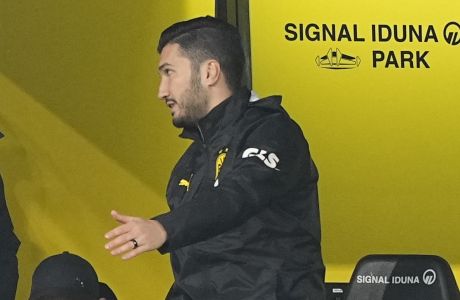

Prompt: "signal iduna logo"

[284,21,459,69]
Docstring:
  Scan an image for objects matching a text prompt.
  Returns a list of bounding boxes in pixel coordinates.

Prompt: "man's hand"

[104,210,167,260]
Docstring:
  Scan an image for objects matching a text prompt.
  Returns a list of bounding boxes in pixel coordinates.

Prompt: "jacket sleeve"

[154,115,317,253]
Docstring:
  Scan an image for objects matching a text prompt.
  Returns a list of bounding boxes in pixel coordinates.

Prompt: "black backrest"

[344,254,460,300]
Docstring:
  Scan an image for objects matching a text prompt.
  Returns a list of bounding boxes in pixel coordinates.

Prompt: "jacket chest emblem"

[178,178,190,191]
[178,173,193,192]
[214,147,228,187]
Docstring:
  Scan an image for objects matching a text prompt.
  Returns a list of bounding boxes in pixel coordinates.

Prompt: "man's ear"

[200,59,221,87]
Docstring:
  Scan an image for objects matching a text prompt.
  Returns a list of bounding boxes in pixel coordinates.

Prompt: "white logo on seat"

[242,148,280,169]
[422,269,436,285]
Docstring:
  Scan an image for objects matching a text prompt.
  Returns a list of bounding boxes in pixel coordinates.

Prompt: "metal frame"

[215,0,252,89]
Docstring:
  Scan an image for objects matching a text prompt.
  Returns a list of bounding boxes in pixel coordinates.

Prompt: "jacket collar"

[180,88,283,144]
[180,88,251,143]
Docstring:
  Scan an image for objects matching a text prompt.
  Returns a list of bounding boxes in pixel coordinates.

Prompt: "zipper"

[187,173,194,192]
[197,124,206,147]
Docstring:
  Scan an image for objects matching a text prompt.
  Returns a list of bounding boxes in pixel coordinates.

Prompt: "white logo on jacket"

[242,148,280,170]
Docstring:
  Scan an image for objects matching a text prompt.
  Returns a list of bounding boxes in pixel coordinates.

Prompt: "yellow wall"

[250,0,460,283]
[0,1,213,299]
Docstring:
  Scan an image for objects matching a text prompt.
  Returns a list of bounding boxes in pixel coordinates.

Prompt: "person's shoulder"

[244,95,297,128]
[244,95,283,120]
[239,99,307,145]
[248,94,282,111]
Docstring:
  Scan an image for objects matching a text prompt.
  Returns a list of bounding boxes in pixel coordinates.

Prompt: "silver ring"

[131,239,139,249]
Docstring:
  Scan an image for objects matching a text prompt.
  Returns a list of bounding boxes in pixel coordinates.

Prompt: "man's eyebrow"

[158,63,172,71]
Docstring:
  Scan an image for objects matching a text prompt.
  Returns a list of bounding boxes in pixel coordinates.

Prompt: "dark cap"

[0,131,4,139]
[30,251,99,300]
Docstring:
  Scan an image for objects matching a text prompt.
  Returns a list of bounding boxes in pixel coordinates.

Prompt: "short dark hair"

[157,16,245,92]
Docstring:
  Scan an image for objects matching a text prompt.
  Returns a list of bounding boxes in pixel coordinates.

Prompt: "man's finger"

[105,232,137,252]
[110,210,136,224]
[109,238,147,259]
[109,239,137,256]
[121,245,148,260]
[104,223,131,241]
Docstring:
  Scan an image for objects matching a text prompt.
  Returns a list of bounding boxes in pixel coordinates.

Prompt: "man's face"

[158,43,209,128]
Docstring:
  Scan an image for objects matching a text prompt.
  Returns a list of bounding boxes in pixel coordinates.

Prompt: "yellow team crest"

[215,148,228,180]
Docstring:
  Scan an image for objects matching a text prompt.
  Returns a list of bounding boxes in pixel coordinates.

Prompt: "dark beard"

[172,74,208,128]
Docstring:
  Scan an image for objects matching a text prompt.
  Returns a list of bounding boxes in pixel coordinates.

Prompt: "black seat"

[344,254,460,300]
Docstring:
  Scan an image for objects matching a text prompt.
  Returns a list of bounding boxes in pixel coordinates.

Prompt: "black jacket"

[155,89,325,300]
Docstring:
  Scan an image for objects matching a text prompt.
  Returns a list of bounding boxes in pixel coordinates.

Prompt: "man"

[29,251,101,300]
[0,131,21,300]
[105,16,325,299]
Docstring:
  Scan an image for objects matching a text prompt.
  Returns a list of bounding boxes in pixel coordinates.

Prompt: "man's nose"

[157,78,169,100]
